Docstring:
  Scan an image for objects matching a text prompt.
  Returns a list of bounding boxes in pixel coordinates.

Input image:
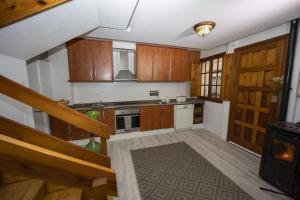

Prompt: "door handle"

[269,76,284,84]
[90,70,93,79]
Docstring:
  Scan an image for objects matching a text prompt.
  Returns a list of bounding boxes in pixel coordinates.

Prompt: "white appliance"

[176,96,186,102]
[174,104,194,130]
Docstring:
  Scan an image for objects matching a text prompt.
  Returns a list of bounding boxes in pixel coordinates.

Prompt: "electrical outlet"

[150,90,159,96]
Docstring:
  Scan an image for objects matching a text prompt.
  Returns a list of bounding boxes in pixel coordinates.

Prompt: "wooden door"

[140,106,165,131]
[190,62,201,97]
[170,48,190,81]
[164,105,174,128]
[229,36,288,154]
[137,45,154,81]
[67,39,94,81]
[153,46,170,81]
[100,108,115,135]
[91,40,113,81]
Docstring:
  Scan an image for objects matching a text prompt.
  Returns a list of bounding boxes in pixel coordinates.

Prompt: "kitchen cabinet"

[170,48,191,81]
[152,47,170,81]
[190,50,200,63]
[67,39,94,81]
[136,44,154,81]
[190,61,201,96]
[67,39,113,82]
[140,105,165,131]
[137,44,199,82]
[49,108,115,140]
[91,40,113,81]
[100,108,116,135]
[140,105,174,131]
[164,105,174,128]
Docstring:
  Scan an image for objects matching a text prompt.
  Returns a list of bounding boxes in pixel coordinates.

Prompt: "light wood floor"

[108,129,292,200]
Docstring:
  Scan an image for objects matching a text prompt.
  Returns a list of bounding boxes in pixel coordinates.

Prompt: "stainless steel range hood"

[113,48,136,81]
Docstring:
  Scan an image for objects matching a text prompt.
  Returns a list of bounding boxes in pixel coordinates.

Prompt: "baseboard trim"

[192,123,204,129]
[109,128,175,141]
[229,141,261,158]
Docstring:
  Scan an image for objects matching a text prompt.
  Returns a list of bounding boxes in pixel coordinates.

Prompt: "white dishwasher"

[174,104,194,130]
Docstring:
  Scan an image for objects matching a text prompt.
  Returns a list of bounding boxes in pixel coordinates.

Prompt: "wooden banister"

[0,0,71,28]
[0,75,110,139]
[0,133,116,182]
[0,116,111,167]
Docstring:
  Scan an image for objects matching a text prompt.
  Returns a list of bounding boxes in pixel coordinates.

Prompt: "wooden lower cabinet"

[164,105,174,128]
[100,109,115,135]
[140,105,174,131]
[49,108,115,141]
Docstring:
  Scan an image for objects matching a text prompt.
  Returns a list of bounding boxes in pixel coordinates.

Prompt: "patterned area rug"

[131,142,255,200]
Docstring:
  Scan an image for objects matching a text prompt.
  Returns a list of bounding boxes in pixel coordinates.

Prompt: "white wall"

[48,46,74,104]
[201,23,290,58]
[27,60,53,133]
[44,46,189,104]
[73,82,189,103]
[287,21,300,123]
[0,54,34,127]
[27,59,53,98]
[203,101,230,140]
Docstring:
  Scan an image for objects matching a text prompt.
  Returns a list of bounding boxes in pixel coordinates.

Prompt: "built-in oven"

[115,108,140,134]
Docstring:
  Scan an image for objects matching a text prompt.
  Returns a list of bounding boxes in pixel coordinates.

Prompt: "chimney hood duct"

[113,47,136,81]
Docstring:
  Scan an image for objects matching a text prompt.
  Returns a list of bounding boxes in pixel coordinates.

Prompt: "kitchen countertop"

[69,98,205,111]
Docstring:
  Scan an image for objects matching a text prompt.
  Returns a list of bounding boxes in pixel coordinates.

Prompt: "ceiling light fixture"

[194,21,216,37]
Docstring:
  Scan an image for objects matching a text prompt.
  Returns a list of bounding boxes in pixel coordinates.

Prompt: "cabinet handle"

[102,111,105,121]
[90,70,93,79]
[94,70,97,78]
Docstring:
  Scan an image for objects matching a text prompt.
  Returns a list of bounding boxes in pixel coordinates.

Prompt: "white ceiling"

[0,0,300,60]
[89,0,300,50]
[0,0,100,60]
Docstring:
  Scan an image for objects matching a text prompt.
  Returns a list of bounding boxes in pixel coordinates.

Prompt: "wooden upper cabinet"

[91,40,113,81]
[170,48,191,81]
[190,50,200,63]
[137,45,154,81]
[152,47,170,81]
[67,39,113,82]
[67,39,94,81]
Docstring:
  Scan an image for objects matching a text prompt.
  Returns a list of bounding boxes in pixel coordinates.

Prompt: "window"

[200,53,224,100]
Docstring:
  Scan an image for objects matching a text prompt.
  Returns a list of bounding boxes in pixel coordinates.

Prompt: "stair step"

[44,188,82,200]
[46,183,68,193]
[0,173,30,186]
[0,179,45,200]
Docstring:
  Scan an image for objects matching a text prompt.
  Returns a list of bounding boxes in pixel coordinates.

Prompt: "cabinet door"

[91,40,113,81]
[67,39,94,81]
[100,108,116,135]
[170,48,191,81]
[49,116,71,140]
[190,50,200,63]
[164,105,174,128]
[153,47,170,81]
[140,106,165,131]
[137,45,154,81]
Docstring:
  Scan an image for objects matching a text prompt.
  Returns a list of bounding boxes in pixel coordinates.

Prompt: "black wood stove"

[260,122,300,199]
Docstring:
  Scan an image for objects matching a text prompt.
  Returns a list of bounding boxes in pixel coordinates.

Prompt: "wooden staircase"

[0,173,84,200]
[0,75,118,200]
